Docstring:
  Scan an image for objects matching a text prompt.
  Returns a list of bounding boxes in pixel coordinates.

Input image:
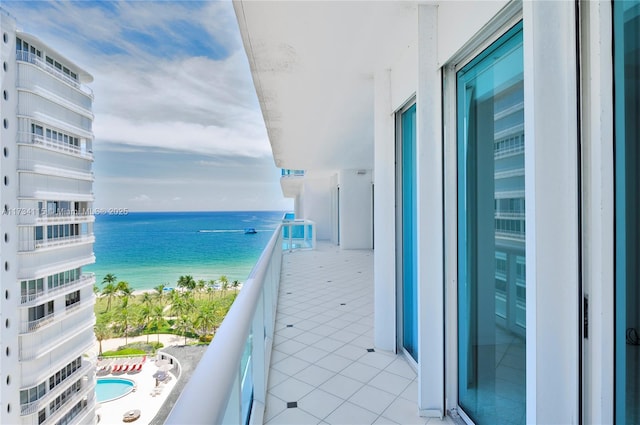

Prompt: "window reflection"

[615,1,640,423]
[457,22,525,425]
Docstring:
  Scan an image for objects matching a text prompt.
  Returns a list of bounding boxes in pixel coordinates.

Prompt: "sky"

[3,0,293,212]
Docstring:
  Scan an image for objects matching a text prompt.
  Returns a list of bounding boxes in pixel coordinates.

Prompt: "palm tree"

[232,280,240,294]
[102,273,117,287]
[153,284,167,305]
[149,305,166,344]
[219,275,228,298]
[177,275,196,291]
[195,305,215,336]
[94,321,111,356]
[116,281,133,298]
[140,304,153,343]
[101,283,117,312]
[116,297,132,345]
[140,292,153,309]
[196,279,206,294]
[174,314,192,345]
[171,292,195,319]
[207,279,217,301]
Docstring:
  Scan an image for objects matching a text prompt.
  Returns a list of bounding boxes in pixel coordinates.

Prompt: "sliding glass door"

[457,23,525,424]
[614,1,640,423]
[398,103,418,361]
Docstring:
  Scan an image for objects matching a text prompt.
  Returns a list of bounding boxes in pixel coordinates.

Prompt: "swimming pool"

[96,378,135,403]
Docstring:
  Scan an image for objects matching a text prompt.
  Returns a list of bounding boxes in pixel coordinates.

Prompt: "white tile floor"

[263,243,455,425]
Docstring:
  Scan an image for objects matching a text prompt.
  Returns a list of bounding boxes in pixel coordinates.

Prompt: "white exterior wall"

[300,176,333,241]
[1,12,22,422]
[373,69,396,351]
[523,2,580,422]
[0,10,96,425]
[580,2,614,423]
[338,169,373,249]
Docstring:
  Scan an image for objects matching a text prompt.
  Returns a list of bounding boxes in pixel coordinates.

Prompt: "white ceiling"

[234,1,418,172]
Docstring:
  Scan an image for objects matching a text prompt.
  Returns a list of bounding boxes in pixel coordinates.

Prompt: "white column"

[416,4,444,417]
[523,2,580,423]
[580,1,614,423]
[373,69,396,352]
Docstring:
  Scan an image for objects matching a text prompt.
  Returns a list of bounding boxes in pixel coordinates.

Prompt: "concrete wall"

[338,169,373,249]
[300,177,333,241]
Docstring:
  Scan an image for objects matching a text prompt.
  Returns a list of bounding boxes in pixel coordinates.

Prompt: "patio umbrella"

[159,364,172,372]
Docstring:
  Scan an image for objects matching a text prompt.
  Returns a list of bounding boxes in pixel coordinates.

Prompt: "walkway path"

[94,334,198,356]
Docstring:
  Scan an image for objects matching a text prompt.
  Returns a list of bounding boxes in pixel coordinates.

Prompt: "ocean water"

[85,211,284,291]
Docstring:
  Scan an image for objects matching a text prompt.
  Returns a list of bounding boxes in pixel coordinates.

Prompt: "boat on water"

[244,228,257,234]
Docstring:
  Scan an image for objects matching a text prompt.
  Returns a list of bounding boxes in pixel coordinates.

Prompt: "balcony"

[20,295,93,334]
[20,360,94,416]
[21,273,94,306]
[16,50,93,98]
[281,169,305,177]
[280,169,305,198]
[19,308,94,361]
[19,234,94,252]
[17,131,93,160]
[282,219,316,250]
[18,158,94,181]
[168,228,447,424]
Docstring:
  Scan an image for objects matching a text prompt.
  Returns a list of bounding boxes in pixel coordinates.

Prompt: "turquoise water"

[96,378,135,403]
[85,211,284,291]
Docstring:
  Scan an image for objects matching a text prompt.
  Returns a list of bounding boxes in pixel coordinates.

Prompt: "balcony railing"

[16,50,93,98]
[20,361,93,416]
[20,309,94,361]
[22,311,55,333]
[282,219,316,251]
[18,132,93,159]
[18,234,92,252]
[20,293,96,333]
[167,225,284,424]
[20,274,95,305]
[280,169,305,176]
[18,158,94,181]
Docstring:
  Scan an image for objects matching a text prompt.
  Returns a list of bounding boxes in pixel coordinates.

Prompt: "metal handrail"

[166,225,283,424]
[18,132,93,159]
[16,50,93,97]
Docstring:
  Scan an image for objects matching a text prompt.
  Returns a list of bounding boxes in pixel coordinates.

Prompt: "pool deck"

[96,358,177,425]
[92,334,201,424]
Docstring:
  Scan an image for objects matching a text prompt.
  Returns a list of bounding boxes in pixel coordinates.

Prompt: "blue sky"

[3,0,292,212]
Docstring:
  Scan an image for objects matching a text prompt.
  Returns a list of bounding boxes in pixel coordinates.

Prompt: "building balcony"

[41,382,93,425]
[16,50,93,99]
[20,359,94,416]
[19,234,94,253]
[18,158,94,181]
[19,308,94,361]
[167,227,451,424]
[20,295,93,334]
[21,354,94,395]
[21,273,95,306]
[281,169,305,177]
[280,169,305,198]
[17,131,93,160]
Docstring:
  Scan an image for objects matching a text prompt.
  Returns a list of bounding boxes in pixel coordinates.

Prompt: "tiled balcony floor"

[264,243,455,425]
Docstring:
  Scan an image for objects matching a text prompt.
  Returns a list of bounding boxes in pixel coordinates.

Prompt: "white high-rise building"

[1,9,96,425]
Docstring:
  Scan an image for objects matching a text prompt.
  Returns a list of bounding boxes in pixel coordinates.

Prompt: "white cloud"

[131,194,151,202]
[4,0,285,212]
